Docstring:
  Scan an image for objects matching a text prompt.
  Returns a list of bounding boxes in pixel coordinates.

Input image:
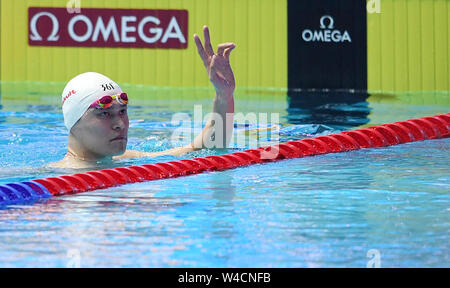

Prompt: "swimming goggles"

[90,92,129,109]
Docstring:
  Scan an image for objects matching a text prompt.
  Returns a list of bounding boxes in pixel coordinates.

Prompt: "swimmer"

[49,26,236,169]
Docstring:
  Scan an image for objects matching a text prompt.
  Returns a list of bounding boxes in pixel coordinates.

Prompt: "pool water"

[0,91,448,267]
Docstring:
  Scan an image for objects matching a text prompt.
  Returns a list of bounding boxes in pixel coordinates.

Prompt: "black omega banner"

[288,0,367,90]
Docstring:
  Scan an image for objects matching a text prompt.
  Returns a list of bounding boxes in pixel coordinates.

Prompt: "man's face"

[70,102,129,158]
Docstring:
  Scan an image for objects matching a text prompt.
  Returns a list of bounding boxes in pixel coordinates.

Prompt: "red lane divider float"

[0,113,449,205]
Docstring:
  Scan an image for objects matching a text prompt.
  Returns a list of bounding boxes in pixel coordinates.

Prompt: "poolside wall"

[367,0,449,94]
[0,0,449,102]
[0,0,287,102]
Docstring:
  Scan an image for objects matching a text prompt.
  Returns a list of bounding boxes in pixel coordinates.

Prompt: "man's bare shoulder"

[113,149,149,159]
[47,150,150,169]
[47,160,64,168]
[114,146,195,160]
[47,157,96,169]
[47,147,196,169]
[113,149,167,159]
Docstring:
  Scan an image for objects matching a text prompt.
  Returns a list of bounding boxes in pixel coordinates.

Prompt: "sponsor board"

[288,0,367,90]
[28,7,188,49]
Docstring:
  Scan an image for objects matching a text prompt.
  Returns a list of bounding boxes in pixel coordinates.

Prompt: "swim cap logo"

[62,89,76,105]
[28,7,188,49]
[301,15,352,43]
[102,83,115,91]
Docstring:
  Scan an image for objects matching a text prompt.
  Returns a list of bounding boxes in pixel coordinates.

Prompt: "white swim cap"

[61,72,123,131]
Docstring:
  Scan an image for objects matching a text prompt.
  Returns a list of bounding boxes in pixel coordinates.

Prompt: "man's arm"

[117,26,236,159]
[190,25,236,150]
[114,146,195,159]
[117,93,235,160]
[190,92,234,151]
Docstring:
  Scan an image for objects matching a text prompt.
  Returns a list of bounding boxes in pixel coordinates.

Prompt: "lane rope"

[0,113,448,206]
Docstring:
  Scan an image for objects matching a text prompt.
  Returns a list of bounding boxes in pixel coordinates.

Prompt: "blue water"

[0,92,449,267]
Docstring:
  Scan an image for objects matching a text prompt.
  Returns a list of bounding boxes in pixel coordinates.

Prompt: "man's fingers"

[217,43,235,56]
[203,26,215,56]
[194,34,208,65]
[223,44,236,59]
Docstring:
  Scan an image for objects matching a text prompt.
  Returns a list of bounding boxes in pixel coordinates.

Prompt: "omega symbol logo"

[301,15,351,43]
[29,12,60,41]
[319,15,334,29]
